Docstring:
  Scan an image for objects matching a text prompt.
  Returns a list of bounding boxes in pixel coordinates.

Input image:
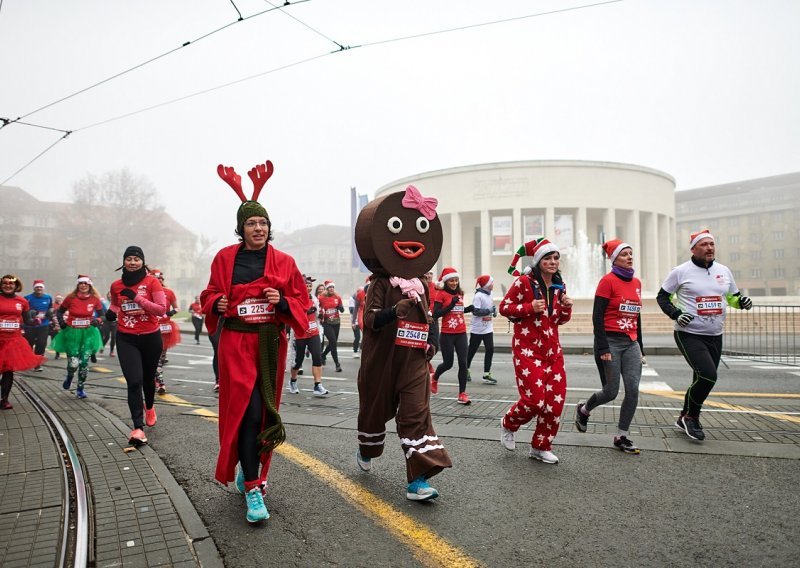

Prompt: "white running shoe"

[356,450,372,472]
[353,352,360,359]
[500,418,516,451]
[313,383,329,396]
[529,448,559,464]
[288,381,299,394]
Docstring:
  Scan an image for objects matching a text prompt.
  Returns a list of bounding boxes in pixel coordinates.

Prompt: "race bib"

[452,304,464,313]
[0,319,20,332]
[236,298,275,324]
[618,301,641,315]
[71,318,91,328]
[395,321,429,349]
[696,296,723,316]
[121,301,144,315]
[306,320,318,333]
[160,324,172,333]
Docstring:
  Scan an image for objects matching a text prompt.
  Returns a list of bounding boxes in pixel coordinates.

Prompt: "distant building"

[0,185,203,306]
[675,172,800,296]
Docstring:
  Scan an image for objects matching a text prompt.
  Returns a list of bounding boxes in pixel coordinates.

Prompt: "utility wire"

[1,131,71,185]
[228,0,243,21]
[262,0,347,50]
[1,117,70,133]
[12,0,312,122]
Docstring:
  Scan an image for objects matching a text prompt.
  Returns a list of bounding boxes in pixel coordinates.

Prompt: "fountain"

[559,230,606,298]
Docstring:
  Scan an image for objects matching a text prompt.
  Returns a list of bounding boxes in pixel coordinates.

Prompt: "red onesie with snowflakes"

[499,275,572,451]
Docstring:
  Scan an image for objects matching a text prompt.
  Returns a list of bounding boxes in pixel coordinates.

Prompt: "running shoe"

[145,405,157,427]
[234,463,245,494]
[676,415,705,441]
[0,399,13,410]
[128,429,148,446]
[500,418,516,451]
[213,382,219,393]
[55,353,61,360]
[90,354,97,363]
[456,392,471,405]
[62,374,73,390]
[575,401,589,433]
[156,381,166,395]
[529,448,559,464]
[430,378,438,395]
[613,436,640,454]
[313,383,329,396]
[289,380,299,394]
[110,352,116,358]
[482,372,497,385]
[406,476,439,501]
[76,388,88,399]
[336,364,342,373]
[33,366,43,372]
[353,352,360,359]
[245,487,270,523]
[356,450,372,472]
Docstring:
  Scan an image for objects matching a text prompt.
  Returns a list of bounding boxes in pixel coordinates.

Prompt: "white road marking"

[640,381,673,391]
[641,366,659,376]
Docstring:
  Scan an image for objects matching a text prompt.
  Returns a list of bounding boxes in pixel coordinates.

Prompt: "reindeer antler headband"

[216,160,275,230]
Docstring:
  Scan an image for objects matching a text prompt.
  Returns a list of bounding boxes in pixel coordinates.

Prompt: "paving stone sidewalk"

[0,374,222,568]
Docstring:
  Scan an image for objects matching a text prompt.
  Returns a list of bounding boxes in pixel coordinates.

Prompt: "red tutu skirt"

[159,320,182,349]
[0,334,46,373]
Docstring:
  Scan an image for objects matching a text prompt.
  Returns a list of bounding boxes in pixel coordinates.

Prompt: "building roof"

[676,171,800,201]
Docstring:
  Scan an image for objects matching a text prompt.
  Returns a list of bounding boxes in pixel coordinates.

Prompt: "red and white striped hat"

[32,279,45,289]
[324,280,336,289]
[76,274,93,285]
[476,274,493,289]
[507,238,559,277]
[690,229,715,249]
[438,267,460,285]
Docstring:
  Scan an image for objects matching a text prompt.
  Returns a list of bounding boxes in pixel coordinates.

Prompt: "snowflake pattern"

[616,317,635,331]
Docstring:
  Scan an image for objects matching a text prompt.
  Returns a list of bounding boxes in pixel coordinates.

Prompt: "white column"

[450,211,462,270]
[512,207,522,250]
[604,208,616,242]
[576,206,587,242]
[631,210,641,279]
[545,207,555,240]
[645,211,658,293]
[481,209,491,275]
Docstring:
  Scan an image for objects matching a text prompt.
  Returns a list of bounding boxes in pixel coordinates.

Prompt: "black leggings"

[674,330,722,419]
[467,332,494,373]
[117,331,163,429]
[435,333,468,393]
[102,321,118,353]
[321,323,340,365]
[352,325,361,353]
[1,371,13,400]
[25,326,49,356]
[294,335,322,368]
[239,383,264,482]
[192,317,203,341]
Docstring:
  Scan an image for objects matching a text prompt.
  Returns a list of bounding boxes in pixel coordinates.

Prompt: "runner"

[657,229,752,441]
[288,275,327,396]
[50,293,63,360]
[319,280,344,372]
[499,238,573,464]
[105,246,167,446]
[53,275,104,399]
[354,185,451,501]
[466,274,498,385]
[202,160,309,523]
[575,240,644,454]
[151,269,180,394]
[23,279,52,371]
[432,267,470,404]
[0,275,46,409]
[189,296,204,344]
[100,292,118,358]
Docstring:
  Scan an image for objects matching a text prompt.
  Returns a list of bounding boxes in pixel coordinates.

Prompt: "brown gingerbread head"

[355,185,442,279]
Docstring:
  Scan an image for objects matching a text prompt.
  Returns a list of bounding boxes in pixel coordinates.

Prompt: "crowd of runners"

[0,162,754,524]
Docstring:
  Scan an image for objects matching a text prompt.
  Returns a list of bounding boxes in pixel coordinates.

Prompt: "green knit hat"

[216,160,275,234]
[236,200,270,234]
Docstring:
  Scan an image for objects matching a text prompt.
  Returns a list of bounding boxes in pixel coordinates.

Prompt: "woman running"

[466,274,498,385]
[189,296,204,344]
[319,280,344,372]
[288,275,327,396]
[499,238,573,464]
[105,246,167,446]
[54,275,104,399]
[575,240,644,454]
[0,275,46,409]
[432,267,470,404]
[152,269,180,394]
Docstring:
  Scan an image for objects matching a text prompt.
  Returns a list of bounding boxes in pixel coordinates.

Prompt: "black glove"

[677,312,694,327]
[492,305,497,317]
[120,288,136,300]
[739,296,753,310]
[449,296,459,308]
[166,309,177,317]
[91,319,102,328]
[105,309,117,322]
[306,306,317,315]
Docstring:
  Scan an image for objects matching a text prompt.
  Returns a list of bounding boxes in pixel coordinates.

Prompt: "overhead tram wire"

[0,118,70,134]
[10,0,313,123]
[262,0,349,51]
[1,131,71,185]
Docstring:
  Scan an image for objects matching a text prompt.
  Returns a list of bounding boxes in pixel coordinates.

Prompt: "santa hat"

[33,279,45,289]
[150,269,164,279]
[76,274,93,286]
[476,275,493,289]
[602,239,631,264]
[507,238,559,277]
[690,229,715,249]
[438,267,460,285]
[324,280,336,289]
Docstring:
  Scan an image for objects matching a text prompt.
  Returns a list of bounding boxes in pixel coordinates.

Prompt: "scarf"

[388,276,424,303]
[122,266,148,287]
[611,265,635,280]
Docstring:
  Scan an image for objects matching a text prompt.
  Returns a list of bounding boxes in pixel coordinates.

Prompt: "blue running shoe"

[62,375,73,390]
[406,476,439,501]
[245,487,269,523]
[76,388,88,399]
[234,463,245,494]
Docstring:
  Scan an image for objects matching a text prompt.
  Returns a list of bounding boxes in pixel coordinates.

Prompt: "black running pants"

[674,330,722,419]
[321,322,340,365]
[239,383,264,482]
[117,331,163,429]
[467,332,494,373]
[434,332,468,393]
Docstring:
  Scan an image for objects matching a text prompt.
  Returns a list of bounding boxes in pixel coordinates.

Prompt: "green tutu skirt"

[52,326,103,357]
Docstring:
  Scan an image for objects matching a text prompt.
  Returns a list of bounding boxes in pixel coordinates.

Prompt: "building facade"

[675,172,800,296]
[375,160,676,297]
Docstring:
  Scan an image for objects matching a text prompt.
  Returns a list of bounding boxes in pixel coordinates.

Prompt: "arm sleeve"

[138,288,167,317]
[57,305,68,329]
[636,313,644,356]
[656,287,681,320]
[471,296,491,316]
[592,295,610,354]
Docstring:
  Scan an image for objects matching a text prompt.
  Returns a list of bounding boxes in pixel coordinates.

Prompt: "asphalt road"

[73,338,800,567]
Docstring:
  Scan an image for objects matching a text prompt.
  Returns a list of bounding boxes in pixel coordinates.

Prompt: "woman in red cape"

[201,160,309,524]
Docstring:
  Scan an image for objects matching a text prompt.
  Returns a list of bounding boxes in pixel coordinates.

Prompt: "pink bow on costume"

[389,276,424,303]
[402,185,438,220]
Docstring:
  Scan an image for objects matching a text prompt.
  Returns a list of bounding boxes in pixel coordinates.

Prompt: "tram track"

[17,378,92,568]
